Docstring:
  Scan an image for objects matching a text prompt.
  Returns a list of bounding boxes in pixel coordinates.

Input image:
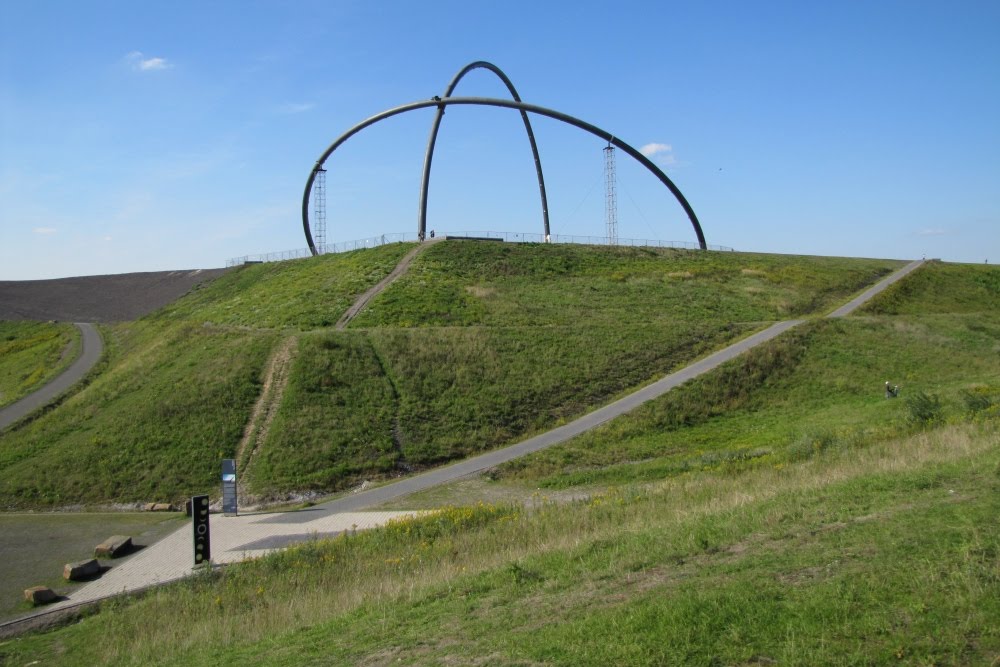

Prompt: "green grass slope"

[0,243,903,507]
[0,321,78,408]
[154,243,417,329]
[3,256,999,664]
[861,260,1000,315]
[246,244,901,496]
[0,246,417,507]
[0,323,276,508]
[351,243,899,327]
[247,321,755,494]
[497,312,1000,488]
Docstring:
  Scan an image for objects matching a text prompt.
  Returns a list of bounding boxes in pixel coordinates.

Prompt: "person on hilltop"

[885,380,900,398]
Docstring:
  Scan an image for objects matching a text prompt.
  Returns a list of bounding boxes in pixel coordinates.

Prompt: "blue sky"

[2,1,998,279]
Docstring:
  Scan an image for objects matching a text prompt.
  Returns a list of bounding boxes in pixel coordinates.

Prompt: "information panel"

[221,458,237,516]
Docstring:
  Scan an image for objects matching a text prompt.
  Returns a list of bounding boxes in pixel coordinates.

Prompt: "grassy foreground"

[2,420,996,665]
[0,321,78,408]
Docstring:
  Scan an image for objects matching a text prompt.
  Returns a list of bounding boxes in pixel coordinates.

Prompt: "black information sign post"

[192,494,211,566]
[221,458,237,516]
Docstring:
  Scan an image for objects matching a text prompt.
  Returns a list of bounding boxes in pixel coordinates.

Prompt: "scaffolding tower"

[604,144,618,245]
[314,168,327,254]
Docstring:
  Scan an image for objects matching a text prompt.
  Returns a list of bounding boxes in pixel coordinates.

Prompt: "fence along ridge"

[227,231,734,267]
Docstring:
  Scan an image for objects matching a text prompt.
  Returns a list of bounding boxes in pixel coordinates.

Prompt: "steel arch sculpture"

[302,97,707,254]
[418,61,550,241]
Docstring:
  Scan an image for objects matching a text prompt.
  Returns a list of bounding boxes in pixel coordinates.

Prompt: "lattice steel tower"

[313,168,327,254]
[604,144,618,245]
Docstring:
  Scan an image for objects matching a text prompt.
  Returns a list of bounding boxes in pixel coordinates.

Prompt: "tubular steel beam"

[301,97,706,255]
[417,61,550,241]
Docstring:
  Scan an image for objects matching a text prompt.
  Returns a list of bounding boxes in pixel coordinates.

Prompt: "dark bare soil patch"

[0,269,228,322]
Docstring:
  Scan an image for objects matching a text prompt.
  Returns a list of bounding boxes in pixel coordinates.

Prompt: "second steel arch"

[302,97,706,255]
[418,61,550,241]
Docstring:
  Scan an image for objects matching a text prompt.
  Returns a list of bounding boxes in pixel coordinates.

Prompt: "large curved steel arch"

[302,97,706,255]
[418,61,550,241]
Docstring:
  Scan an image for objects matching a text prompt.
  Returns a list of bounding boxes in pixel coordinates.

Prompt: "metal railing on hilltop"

[226,233,416,267]
[226,232,733,267]
[442,231,734,252]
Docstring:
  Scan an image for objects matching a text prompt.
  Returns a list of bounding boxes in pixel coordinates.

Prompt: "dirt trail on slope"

[236,335,297,497]
[335,238,442,330]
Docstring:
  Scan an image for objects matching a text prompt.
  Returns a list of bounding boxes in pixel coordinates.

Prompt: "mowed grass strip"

[0,321,78,408]
[3,421,995,666]
[351,242,903,328]
[0,322,276,508]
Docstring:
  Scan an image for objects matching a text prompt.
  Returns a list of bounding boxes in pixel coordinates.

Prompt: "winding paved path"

[0,323,103,431]
[1,258,923,630]
[828,259,923,317]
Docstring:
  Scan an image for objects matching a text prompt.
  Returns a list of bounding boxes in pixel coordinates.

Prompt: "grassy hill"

[0,244,419,509]
[2,256,998,665]
[0,242,902,508]
[0,321,78,409]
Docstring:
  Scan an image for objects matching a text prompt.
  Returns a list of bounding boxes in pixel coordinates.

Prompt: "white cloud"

[640,142,673,157]
[277,102,316,114]
[103,236,113,242]
[916,228,947,236]
[126,51,172,72]
[33,227,57,235]
[639,142,678,167]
